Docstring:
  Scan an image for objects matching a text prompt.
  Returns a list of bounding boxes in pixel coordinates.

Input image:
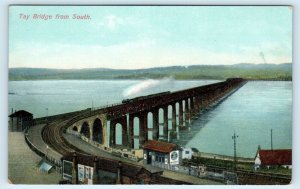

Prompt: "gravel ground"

[8,132,61,184]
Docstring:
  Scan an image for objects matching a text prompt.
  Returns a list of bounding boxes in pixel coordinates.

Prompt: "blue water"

[176,81,292,158]
[8,80,292,158]
[8,79,218,118]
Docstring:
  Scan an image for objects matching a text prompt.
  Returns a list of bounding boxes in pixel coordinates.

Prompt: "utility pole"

[271,129,273,150]
[232,131,239,171]
[46,108,48,125]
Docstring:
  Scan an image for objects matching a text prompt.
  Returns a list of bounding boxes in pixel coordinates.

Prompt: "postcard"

[8,5,292,185]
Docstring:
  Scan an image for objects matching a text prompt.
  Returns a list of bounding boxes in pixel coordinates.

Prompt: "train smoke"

[259,51,267,64]
[122,77,174,98]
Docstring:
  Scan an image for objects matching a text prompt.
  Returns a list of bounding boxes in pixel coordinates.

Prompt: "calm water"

[174,81,292,157]
[8,80,292,158]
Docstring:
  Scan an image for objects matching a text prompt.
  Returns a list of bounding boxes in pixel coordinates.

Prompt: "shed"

[9,110,33,132]
[143,140,182,168]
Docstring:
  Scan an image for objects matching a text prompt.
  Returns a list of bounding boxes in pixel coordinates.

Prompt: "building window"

[185,151,190,154]
[155,153,167,163]
[138,179,144,184]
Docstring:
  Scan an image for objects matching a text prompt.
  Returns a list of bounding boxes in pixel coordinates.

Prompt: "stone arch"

[168,105,173,129]
[147,112,153,129]
[115,123,122,145]
[182,100,187,126]
[147,112,153,140]
[72,126,78,132]
[158,108,164,137]
[175,102,180,126]
[158,108,164,124]
[133,117,140,135]
[80,121,90,138]
[133,117,140,149]
[92,118,103,144]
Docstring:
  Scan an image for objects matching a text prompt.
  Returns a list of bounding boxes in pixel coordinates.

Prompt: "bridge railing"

[91,102,123,112]
[34,108,92,125]
[24,133,62,172]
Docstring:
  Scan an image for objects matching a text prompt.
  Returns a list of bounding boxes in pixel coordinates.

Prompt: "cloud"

[93,14,139,32]
[100,15,124,30]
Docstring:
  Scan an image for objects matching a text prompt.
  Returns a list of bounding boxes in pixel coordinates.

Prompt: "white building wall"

[254,153,261,165]
[182,148,192,160]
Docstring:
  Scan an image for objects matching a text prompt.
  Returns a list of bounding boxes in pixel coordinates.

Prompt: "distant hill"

[9,63,292,81]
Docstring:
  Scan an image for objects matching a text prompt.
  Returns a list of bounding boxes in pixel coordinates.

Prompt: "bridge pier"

[139,112,148,148]
[128,112,150,149]
[179,100,183,128]
[128,115,134,148]
[184,98,190,127]
[190,97,195,118]
[66,78,246,152]
[163,106,169,141]
[194,96,200,115]
[172,103,176,132]
[122,121,128,147]
[202,93,209,107]
[109,116,128,148]
[152,108,159,141]
[110,122,116,147]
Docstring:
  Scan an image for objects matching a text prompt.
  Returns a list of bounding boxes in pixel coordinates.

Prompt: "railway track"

[41,117,88,156]
[205,164,291,184]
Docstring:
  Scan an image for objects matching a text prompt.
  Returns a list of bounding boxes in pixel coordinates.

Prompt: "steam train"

[122,91,171,104]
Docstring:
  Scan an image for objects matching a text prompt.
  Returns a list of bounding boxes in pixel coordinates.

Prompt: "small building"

[61,152,165,184]
[143,140,182,169]
[9,110,33,132]
[182,148,193,160]
[254,149,292,169]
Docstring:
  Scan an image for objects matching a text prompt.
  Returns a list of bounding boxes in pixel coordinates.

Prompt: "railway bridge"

[65,78,246,150]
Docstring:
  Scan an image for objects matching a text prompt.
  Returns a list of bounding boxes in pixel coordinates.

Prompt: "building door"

[147,152,152,164]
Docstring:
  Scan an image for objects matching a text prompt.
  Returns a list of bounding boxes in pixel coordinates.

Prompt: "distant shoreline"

[8,63,292,81]
[8,78,292,81]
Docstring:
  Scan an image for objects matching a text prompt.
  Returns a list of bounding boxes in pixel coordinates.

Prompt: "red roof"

[258,149,292,166]
[143,140,178,153]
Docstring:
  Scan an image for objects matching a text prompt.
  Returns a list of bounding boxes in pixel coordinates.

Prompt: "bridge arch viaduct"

[68,78,245,150]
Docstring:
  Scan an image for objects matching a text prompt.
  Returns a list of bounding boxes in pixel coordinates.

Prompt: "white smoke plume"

[259,51,267,64]
[122,77,174,98]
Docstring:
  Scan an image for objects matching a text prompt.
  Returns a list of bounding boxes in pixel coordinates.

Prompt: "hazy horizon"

[8,62,292,70]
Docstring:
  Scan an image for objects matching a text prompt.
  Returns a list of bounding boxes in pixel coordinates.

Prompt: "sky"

[9,6,292,69]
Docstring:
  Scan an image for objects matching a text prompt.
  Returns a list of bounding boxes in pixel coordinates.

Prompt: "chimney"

[72,152,78,184]
[116,161,122,184]
[92,156,100,184]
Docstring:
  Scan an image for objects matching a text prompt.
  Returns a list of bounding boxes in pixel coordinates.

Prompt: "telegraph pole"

[46,108,48,125]
[232,131,239,171]
[271,129,273,150]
